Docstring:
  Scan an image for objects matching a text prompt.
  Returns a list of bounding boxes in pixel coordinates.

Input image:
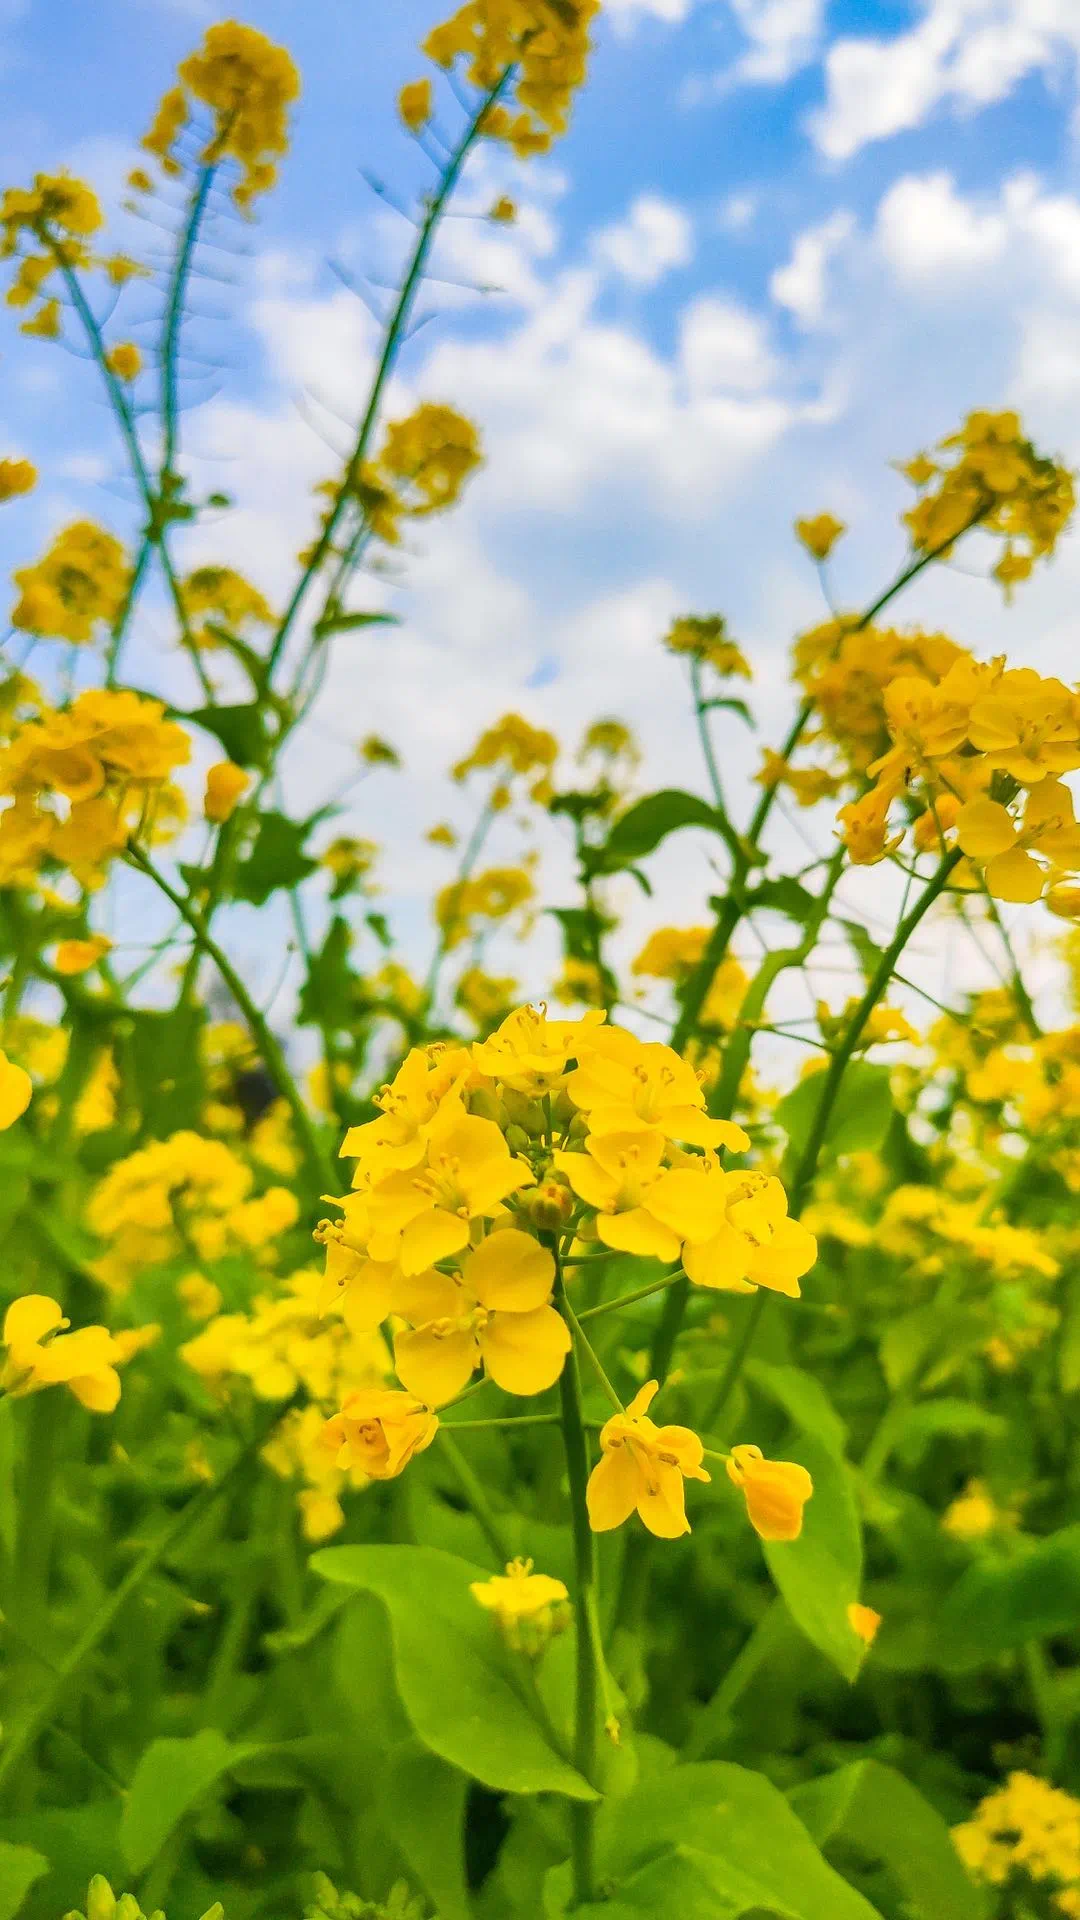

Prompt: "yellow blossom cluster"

[953,1772,1080,1917]
[0,457,36,501]
[0,687,190,887]
[469,1556,570,1654]
[420,0,600,157]
[87,1130,298,1293]
[452,710,558,805]
[358,404,483,546]
[0,171,103,338]
[632,928,749,1032]
[12,521,129,644]
[663,613,751,680]
[140,22,300,207]
[794,512,846,562]
[1,1294,129,1412]
[903,411,1075,593]
[316,1004,816,1539]
[180,565,275,650]
[435,863,536,948]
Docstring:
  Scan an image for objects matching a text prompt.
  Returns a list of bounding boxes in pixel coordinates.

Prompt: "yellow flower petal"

[597,1208,681,1261]
[955,798,1018,861]
[462,1228,554,1312]
[586,1444,640,1532]
[393,1324,478,1406]
[399,1207,471,1274]
[0,1052,32,1129]
[985,846,1045,904]
[480,1303,570,1396]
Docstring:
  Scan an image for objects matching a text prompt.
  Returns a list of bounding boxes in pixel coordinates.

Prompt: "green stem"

[438,1431,514,1566]
[577,1270,684,1322]
[124,844,333,1195]
[554,1255,600,1904]
[12,1389,61,1625]
[161,162,218,483]
[0,1413,274,1797]
[561,1293,623,1411]
[439,1414,560,1431]
[264,72,514,687]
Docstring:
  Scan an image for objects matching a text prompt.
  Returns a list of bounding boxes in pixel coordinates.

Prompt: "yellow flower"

[11,522,129,644]
[53,934,112,976]
[399,78,433,131]
[587,1380,710,1538]
[966,670,1080,782]
[837,781,903,865]
[681,1170,817,1298]
[20,298,61,339]
[756,749,842,808]
[392,1228,570,1404]
[105,341,141,380]
[0,1049,32,1127]
[795,512,846,561]
[423,0,600,157]
[663,613,751,677]
[471,1557,569,1652]
[180,564,274,646]
[178,1272,223,1321]
[956,779,1080,904]
[471,1002,605,1094]
[435,864,536,947]
[364,1095,534,1272]
[320,1386,438,1479]
[0,457,35,500]
[953,1772,1080,1907]
[941,1477,1006,1541]
[204,760,250,823]
[558,1128,721,1261]
[489,196,516,222]
[339,1043,472,1180]
[847,1602,881,1645]
[1,1294,121,1412]
[566,1024,750,1151]
[426,821,457,848]
[145,24,300,206]
[726,1444,813,1541]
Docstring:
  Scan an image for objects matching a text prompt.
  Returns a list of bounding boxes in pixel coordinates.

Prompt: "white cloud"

[592,194,693,287]
[717,191,759,232]
[602,0,698,23]
[811,0,1080,161]
[730,0,824,83]
[679,295,780,393]
[875,170,1009,279]
[770,210,854,325]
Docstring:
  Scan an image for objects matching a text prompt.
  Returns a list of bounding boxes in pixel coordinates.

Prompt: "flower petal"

[597,1208,681,1261]
[985,847,1045,904]
[586,1445,640,1532]
[399,1208,470,1274]
[393,1324,478,1406]
[481,1303,570,1396]
[3,1293,65,1354]
[463,1228,554,1311]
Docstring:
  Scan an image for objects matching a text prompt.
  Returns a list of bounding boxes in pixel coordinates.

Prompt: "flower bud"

[726,1444,813,1541]
[524,1178,574,1232]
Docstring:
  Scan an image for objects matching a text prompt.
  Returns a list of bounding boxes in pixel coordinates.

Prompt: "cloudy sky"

[4,0,1080,1020]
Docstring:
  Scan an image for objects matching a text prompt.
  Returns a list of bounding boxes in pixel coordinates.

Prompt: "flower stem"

[554,1254,600,1905]
[437,1430,514,1566]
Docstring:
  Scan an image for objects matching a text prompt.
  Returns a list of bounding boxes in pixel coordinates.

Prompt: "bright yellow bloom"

[489,195,516,222]
[393,1228,570,1404]
[903,410,1075,592]
[795,513,845,561]
[1,1294,121,1411]
[399,78,433,130]
[837,782,903,865]
[471,1002,605,1094]
[12,522,129,643]
[178,1272,223,1321]
[53,934,112,975]
[145,23,299,206]
[558,1128,719,1261]
[756,749,843,808]
[456,965,519,1025]
[953,1772,1080,1912]
[0,457,35,500]
[470,1557,569,1652]
[204,760,250,823]
[726,1444,813,1541]
[105,341,141,380]
[423,0,599,156]
[663,613,751,678]
[339,1043,472,1180]
[427,821,457,848]
[941,1478,1007,1541]
[321,1386,438,1479]
[681,1169,817,1298]
[587,1380,710,1538]
[847,1602,882,1645]
[181,564,274,647]
[566,1024,750,1151]
[452,711,557,785]
[364,1096,533,1272]
[966,670,1080,783]
[0,1049,32,1127]
[956,779,1080,904]
[435,863,535,947]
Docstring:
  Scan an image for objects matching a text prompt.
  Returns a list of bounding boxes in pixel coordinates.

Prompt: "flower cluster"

[903,411,1075,593]
[0,171,103,337]
[88,1130,298,1293]
[2,1294,124,1412]
[953,1772,1080,1918]
[0,688,190,887]
[180,564,275,650]
[470,1556,570,1654]
[358,404,483,547]
[11,520,129,644]
[435,863,537,948]
[420,0,601,157]
[0,456,36,501]
[140,22,300,206]
[663,613,751,680]
[452,711,558,799]
[67,1877,223,1920]
[632,928,749,1032]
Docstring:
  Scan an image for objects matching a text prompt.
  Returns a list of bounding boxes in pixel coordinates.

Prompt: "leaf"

[1061,1271,1080,1395]
[549,905,606,964]
[313,1544,596,1800]
[186,701,269,769]
[374,1741,470,1920]
[746,1365,865,1682]
[789,1759,986,1920]
[313,608,400,637]
[891,1397,1005,1467]
[701,696,755,727]
[366,910,392,949]
[126,1002,205,1136]
[776,1062,893,1167]
[231,809,319,906]
[839,919,888,985]
[0,1842,49,1920]
[586,789,727,877]
[586,1762,882,1919]
[298,915,354,1032]
[121,1729,262,1875]
[937,1525,1080,1671]
[743,876,817,923]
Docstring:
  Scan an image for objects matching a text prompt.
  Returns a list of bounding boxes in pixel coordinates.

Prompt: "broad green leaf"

[121,1729,262,1874]
[126,1003,205,1136]
[0,1842,48,1920]
[374,1740,470,1920]
[937,1525,1080,1670]
[588,1762,881,1919]
[186,700,269,769]
[232,809,319,906]
[892,1397,1005,1466]
[313,1544,596,1800]
[298,914,354,1032]
[839,918,888,984]
[746,1364,864,1681]
[790,1759,986,1920]
[587,789,726,876]
[549,904,611,964]
[0,1806,122,1920]
[776,1061,893,1166]
[743,876,817,924]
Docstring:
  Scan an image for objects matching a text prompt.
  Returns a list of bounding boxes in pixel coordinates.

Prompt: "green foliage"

[0,1845,48,1920]
[789,1760,987,1920]
[231,810,321,905]
[776,1061,894,1165]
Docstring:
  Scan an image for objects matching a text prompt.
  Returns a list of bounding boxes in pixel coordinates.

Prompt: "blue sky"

[4,0,1080,1013]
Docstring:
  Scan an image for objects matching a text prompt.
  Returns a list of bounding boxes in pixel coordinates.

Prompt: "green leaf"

[746,1364,864,1681]
[585,1762,881,1918]
[298,914,354,1032]
[839,919,888,985]
[312,1543,596,1800]
[549,905,606,964]
[126,1002,206,1136]
[0,1842,48,1920]
[186,701,269,769]
[743,876,817,923]
[314,608,400,637]
[776,1062,893,1166]
[701,696,755,727]
[374,1741,470,1920]
[232,809,320,906]
[937,1525,1080,1671]
[587,789,727,876]
[789,1759,986,1920]
[891,1397,1005,1467]
[121,1728,262,1875]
